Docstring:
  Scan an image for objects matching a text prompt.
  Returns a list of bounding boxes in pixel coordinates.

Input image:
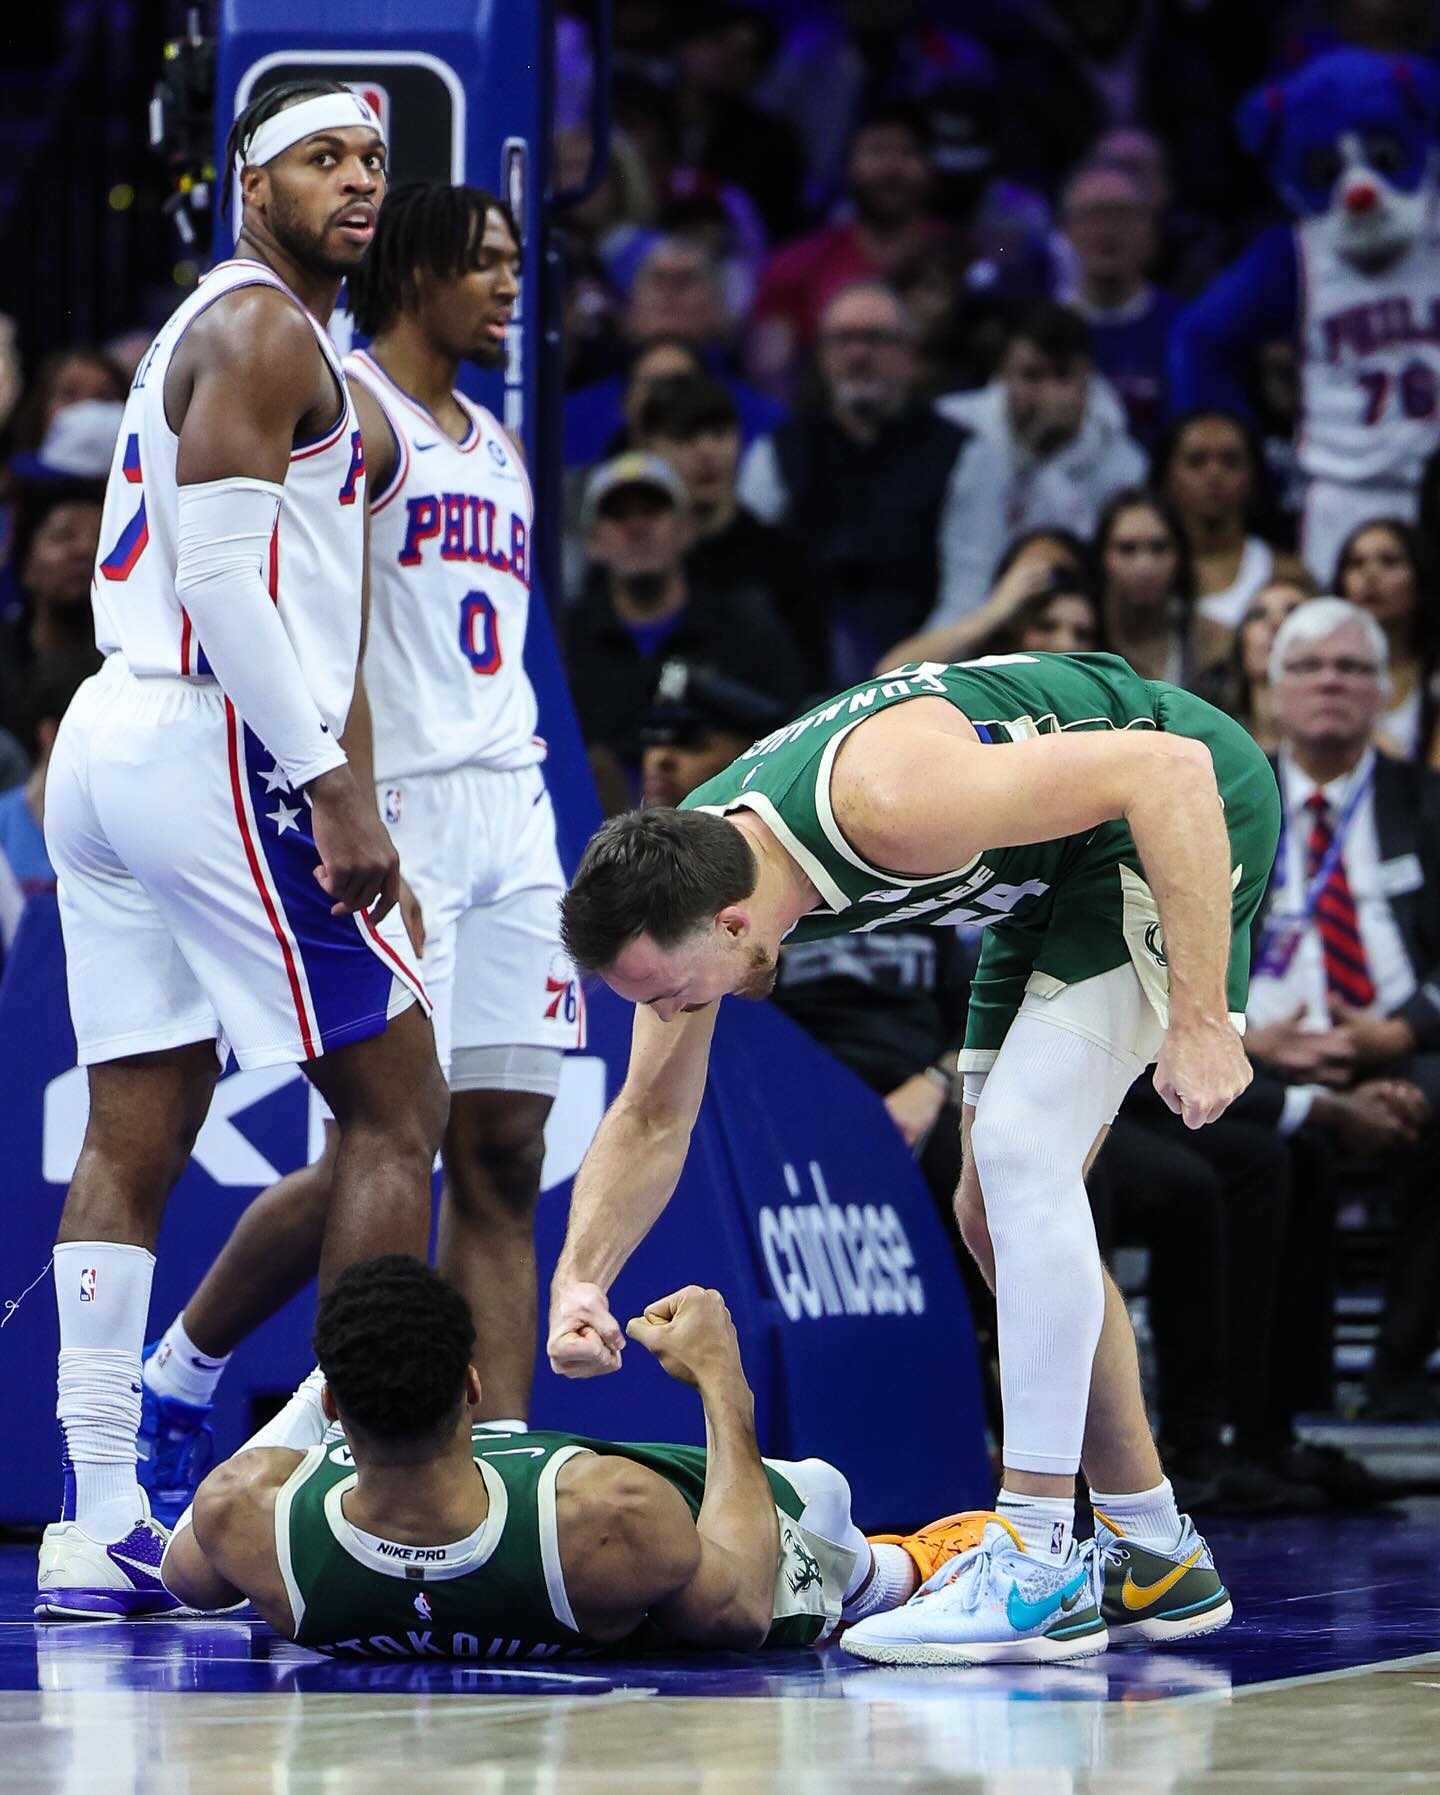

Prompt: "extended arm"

[1167,225,1300,419]
[836,711,1249,1124]
[548,1001,719,1375]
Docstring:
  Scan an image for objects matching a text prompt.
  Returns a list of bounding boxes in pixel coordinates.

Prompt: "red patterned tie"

[1304,791,1375,1006]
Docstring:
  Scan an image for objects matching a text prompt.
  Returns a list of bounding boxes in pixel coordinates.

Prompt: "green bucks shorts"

[959,689,1280,1071]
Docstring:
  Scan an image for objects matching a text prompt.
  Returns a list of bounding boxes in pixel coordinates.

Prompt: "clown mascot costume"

[1170,50,1440,581]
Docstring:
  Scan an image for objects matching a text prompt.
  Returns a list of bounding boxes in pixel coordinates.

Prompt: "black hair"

[223,78,350,218]
[312,1256,476,1466]
[347,181,522,337]
[852,98,933,153]
[1332,515,1440,664]
[635,371,738,443]
[1008,301,1092,368]
[1150,407,1278,536]
[991,526,1093,592]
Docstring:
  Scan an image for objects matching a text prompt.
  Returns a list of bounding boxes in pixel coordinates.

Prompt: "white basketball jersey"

[91,259,367,736]
[344,350,540,780]
[1297,213,1440,485]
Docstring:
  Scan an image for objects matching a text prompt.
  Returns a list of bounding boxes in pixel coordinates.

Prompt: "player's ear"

[465,1366,482,1408]
[239,164,270,217]
[716,903,749,940]
[320,1381,339,1423]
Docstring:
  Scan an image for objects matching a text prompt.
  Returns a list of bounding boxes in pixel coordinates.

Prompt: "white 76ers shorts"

[377,760,584,1079]
[46,657,429,1070]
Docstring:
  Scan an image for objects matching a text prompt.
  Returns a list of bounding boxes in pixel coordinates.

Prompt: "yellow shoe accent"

[1120,1545,1204,1611]
[868,1510,1023,1585]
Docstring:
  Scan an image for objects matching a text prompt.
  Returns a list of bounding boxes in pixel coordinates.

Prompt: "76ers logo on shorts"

[79,1268,97,1303]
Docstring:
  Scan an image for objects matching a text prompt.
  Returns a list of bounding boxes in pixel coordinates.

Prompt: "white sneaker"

[35,1489,181,1620]
[840,1514,1109,1667]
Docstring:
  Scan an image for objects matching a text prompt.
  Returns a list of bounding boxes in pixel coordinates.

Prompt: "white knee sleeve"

[971,995,1146,1476]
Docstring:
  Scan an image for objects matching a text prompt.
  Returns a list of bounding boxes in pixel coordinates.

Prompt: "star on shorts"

[268,800,301,835]
[260,763,291,793]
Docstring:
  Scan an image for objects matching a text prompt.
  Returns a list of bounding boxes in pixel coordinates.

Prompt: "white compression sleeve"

[175,478,348,788]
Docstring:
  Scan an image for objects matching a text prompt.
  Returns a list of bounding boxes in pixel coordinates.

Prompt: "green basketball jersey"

[680,653,1272,947]
[279,1427,848,1660]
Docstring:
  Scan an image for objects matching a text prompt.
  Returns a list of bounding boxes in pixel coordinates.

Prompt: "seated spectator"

[0,650,98,955]
[1088,126,1226,299]
[563,241,783,470]
[879,527,1098,671]
[1332,519,1440,765]
[1200,563,1318,751]
[1092,487,1197,684]
[1056,163,1179,448]
[633,372,805,638]
[738,281,1007,687]
[1157,410,1279,667]
[1246,597,1440,1423]
[7,345,124,455]
[640,658,791,810]
[747,102,943,399]
[564,452,807,811]
[937,302,1146,539]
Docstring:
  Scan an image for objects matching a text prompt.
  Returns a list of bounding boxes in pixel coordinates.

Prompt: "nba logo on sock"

[1051,1520,1066,1555]
[79,1268,96,1303]
[413,1590,433,1622]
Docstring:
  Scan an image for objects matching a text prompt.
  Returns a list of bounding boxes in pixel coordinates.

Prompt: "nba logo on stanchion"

[79,1268,97,1303]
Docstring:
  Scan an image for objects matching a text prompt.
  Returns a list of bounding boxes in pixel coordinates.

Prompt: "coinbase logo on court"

[758,1160,925,1322]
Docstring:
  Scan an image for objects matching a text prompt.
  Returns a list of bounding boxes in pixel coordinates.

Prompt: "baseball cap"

[642,658,791,747]
[580,451,689,532]
[12,400,124,484]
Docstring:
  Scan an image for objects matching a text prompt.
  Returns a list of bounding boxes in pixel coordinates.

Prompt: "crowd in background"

[1,0,1438,1516]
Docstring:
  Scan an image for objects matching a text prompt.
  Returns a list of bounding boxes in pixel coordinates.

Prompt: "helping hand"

[547,1282,625,1378]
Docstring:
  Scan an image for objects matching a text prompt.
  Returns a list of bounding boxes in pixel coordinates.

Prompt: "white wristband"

[176,478,348,787]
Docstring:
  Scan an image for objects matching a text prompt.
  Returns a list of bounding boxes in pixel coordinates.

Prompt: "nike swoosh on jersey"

[1120,1546,1204,1610]
[480,1447,547,1459]
[1006,1566,1090,1631]
[414,440,440,451]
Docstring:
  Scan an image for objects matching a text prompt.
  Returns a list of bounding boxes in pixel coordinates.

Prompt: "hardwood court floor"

[3,1504,1439,1792]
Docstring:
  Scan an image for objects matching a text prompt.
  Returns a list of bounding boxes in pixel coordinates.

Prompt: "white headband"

[237,92,385,174]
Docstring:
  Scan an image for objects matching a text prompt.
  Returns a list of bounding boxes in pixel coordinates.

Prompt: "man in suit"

[1245,596,1440,1423]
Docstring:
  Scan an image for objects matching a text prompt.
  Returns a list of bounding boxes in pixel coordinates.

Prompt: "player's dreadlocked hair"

[347,180,522,336]
[222,78,351,216]
[561,808,758,973]
[312,1256,477,1465]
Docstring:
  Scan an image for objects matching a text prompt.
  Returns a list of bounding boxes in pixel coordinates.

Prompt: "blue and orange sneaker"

[136,1342,215,1528]
[841,1514,1108,1667]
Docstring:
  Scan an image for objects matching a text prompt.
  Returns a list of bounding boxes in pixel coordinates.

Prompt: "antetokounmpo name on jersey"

[397,493,529,584]
[315,1632,588,1660]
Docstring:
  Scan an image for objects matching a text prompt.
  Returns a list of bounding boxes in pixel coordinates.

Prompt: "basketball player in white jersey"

[35,82,449,1619]
[134,183,582,1519]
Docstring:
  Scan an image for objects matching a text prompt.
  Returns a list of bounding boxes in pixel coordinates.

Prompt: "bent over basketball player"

[35,81,448,1620]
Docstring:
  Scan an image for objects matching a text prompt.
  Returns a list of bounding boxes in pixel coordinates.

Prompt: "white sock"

[841,1543,919,1622]
[239,1367,329,1452]
[1089,1478,1183,1552]
[997,1488,1076,1561]
[54,1242,155,1541]
[142,1311,231,1408]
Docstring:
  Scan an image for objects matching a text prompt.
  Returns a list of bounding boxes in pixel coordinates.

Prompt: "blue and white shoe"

[137,1342,215,1528]
[35,1487,181,1620]
[840,1514,1108,1667]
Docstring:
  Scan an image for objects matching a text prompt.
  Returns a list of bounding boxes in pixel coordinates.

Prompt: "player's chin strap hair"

[175,479,349,788]
[237,91,385,174]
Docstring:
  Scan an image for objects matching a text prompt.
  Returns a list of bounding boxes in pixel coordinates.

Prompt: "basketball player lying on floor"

[160,1255,986,1660]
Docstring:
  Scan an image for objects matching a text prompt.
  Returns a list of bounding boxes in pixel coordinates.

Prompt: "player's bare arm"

[548,1002,719,1378]
[162,1448,304,1631]
[833,699,1250,1127]
[167,287,399,923]
[558,1286,779,1648]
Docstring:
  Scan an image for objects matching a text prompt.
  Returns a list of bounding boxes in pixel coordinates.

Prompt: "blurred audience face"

[642,727,751,807]
[1166,414,1253,530]
[588,485,691,585]
[1063,165,1155,299]
[1336,523,1418,635]
[678,18,770,95]
[23,500,102,606]
[44,352,123,431]
[1102,501,1180,611]
[1001,336,1090,454]
[1271,615,1386,755]
[847,121,931,230]
[624,341,705,433]
[1091,127,1171,212]
[642,423,739,525]
[625,242,728,347]
[1240,578,1311,685]
[1018,592,1100,653]
[817,285,913,431]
